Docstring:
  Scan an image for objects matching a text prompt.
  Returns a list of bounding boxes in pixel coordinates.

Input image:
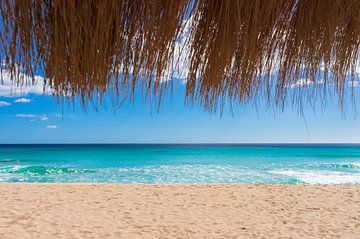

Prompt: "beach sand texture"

[0,184,359,238]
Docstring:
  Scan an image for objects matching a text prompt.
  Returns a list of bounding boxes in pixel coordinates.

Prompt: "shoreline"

[0,184,359,238]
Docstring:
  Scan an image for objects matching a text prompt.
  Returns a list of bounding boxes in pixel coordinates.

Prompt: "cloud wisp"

[14,98,32,103]
[0,101,11,107]
[40,115,48,121]
[46,125,58,129]
[16,114,37,118]
[15,114,50,122]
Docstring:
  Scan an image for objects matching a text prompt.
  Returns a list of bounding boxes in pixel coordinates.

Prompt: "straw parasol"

[1,0,359,111]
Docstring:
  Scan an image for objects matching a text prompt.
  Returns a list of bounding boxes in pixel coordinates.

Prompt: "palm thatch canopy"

[1,0,360,111]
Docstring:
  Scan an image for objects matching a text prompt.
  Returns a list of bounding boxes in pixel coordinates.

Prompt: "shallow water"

[0,144,360,184]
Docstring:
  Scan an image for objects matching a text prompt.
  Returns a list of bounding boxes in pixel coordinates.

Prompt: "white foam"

[271,170,360,184]
[351,162,360,168]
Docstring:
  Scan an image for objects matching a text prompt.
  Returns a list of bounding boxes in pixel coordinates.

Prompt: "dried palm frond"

[1,0,359,111]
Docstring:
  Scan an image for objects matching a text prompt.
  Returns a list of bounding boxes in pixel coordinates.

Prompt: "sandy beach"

[0,184,359,238]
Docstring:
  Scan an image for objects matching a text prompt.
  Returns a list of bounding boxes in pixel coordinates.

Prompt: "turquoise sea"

[0,144,360,184]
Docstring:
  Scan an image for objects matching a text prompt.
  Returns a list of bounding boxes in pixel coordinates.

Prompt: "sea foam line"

[271,169,360,184]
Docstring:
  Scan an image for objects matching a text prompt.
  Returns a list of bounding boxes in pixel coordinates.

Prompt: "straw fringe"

[1,0,359,110]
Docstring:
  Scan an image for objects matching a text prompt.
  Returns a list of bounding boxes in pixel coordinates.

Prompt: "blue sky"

[0,75,359,144]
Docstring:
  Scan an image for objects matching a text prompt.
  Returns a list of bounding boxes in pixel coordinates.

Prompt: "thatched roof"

[1,0,360,111]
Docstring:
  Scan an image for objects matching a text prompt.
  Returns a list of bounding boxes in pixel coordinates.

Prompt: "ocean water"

[0,144,360,184]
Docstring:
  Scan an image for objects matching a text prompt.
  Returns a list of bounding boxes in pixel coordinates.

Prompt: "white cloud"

[355,60,360,76]
[15,114,51,121]
[54,113,76,119]
[14,98,32,103]
[289,78,360,89]
[288,79,314,88]
[161,17,192,83]
[46,125,58,129]
[0,101,11,107]
[40,115,48,121]
[16,114,37,118]
[0,69,51,97]
[349,81,360,87]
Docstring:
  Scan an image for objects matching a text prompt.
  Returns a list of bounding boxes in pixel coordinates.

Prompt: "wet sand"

[0,184,359,238]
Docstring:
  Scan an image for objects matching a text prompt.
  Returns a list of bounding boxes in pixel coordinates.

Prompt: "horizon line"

[1,143,360,146]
